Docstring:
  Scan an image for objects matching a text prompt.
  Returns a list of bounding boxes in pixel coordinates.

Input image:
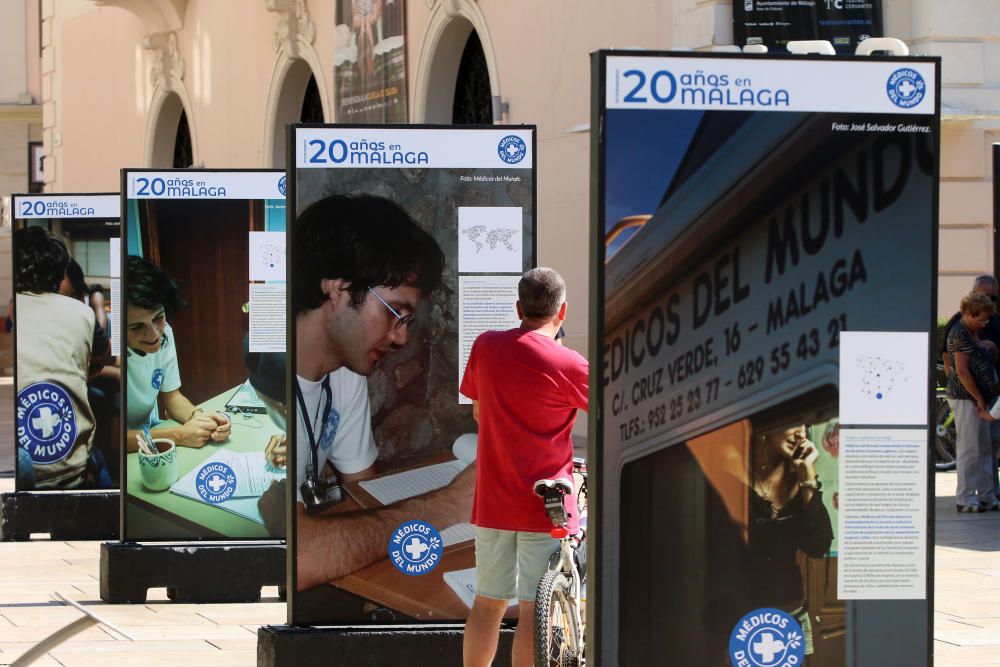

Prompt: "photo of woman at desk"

[122,183,289,541]
[124,256,231,449]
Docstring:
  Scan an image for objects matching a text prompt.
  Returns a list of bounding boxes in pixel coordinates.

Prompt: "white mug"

[138,438,178,492]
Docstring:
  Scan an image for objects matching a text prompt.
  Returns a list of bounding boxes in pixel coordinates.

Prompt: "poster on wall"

[287,124,535,625]
[334,0,408,123]
[121,170,287,541]
[733,0,883,54]
[12,193,121,492]
[591,52,939,666]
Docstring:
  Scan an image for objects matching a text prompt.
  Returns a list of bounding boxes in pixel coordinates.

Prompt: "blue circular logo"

[886,68,926,109]
[730,608,805,667]
[196,462,238,504]
[16,382,78,465]
[389,520,443,576]
[278,175,287,196]
[151,368,165,391]
[497,135,527,164]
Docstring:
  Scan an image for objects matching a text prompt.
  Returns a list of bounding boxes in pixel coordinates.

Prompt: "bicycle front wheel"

[535,569,582,667]
[934,395,957,471]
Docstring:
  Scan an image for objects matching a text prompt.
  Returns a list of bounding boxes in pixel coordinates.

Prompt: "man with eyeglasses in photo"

[260,193,474,621]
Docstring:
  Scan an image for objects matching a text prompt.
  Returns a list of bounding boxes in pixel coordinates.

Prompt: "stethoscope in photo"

[295,374,344,514]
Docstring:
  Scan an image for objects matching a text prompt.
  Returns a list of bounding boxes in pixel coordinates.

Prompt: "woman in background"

[946,291,1000,512]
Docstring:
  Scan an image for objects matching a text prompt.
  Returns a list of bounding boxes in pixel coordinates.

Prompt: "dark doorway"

[301,74,324,123]
[452,31,492,124]
[172,110,193,168]
[136,199,266,403]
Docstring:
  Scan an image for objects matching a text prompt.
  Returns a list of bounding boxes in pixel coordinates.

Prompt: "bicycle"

[533,457,587,667]
[934,363,957,471]
[934,383,957,471]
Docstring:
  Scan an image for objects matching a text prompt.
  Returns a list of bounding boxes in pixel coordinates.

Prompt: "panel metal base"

[100,540,285,603]
[1,491,119,541]
[256,623,515,667]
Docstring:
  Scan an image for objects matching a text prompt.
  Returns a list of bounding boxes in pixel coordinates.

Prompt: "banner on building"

[734,0,883,54]
[287,124,536,625]
[334,0,408,123]
[591,51,939,666]
[120,169,287,541]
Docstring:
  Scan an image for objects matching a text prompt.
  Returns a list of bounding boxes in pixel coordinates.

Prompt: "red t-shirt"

[460,328,589,533]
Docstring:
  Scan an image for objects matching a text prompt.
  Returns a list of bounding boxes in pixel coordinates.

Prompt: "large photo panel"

[593,53,939,666]
[12,194,122,492]
[288,125,535,625]
[121,170,288,541]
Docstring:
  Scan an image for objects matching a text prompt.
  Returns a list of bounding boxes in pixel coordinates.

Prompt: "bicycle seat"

[533,477,574,497]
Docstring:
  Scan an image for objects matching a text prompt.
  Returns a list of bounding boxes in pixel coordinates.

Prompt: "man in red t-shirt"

[460,267,588,667]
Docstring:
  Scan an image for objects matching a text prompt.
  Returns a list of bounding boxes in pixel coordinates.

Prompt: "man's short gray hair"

[518,267,566,318]
[973,274,998,291]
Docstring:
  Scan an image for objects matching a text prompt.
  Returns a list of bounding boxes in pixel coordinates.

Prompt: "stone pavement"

[0,524,284,666]
[0,473,994,666]
[932,470,1000,666]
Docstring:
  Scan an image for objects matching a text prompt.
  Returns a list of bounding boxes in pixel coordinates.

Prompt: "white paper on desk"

[169,450,283,525]
[440,522,475,547]
[444,567,516,609]
[171,449,282,500]
[358,459,469,506]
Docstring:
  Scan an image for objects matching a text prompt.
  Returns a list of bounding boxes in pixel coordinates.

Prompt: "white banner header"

[126,171,285,199]
[606,56,937,114]
[13,194,120,219]
[293,127,534,169]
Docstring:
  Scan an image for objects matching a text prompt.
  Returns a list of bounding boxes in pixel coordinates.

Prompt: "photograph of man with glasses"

[271,194,475,621]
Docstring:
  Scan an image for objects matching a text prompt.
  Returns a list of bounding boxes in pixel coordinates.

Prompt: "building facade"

[25,0,1000,344]
[0,0,43,373]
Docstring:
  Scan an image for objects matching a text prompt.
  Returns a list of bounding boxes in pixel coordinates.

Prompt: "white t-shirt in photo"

[295,367,377,502]
[126,323,182,429]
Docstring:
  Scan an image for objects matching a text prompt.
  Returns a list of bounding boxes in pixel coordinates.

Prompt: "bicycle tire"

[534,569,581,667]
[934,395,957,472]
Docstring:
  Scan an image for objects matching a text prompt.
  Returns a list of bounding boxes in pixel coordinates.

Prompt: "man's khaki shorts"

[474,526,559,602]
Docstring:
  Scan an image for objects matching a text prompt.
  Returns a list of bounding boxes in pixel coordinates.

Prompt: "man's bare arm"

[296,465,475,590]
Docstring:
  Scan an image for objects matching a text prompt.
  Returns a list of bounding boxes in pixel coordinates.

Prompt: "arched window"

[149,92,191,168]
[172,110,193,168]
[266,61,325,167]
[300,74,324,123]
[452,31,492,124]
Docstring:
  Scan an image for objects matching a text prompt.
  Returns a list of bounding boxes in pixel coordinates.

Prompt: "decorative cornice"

[267,0,316,59]
[143,31,185,92]
[92,0,187,33]
[425,0,474,17]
